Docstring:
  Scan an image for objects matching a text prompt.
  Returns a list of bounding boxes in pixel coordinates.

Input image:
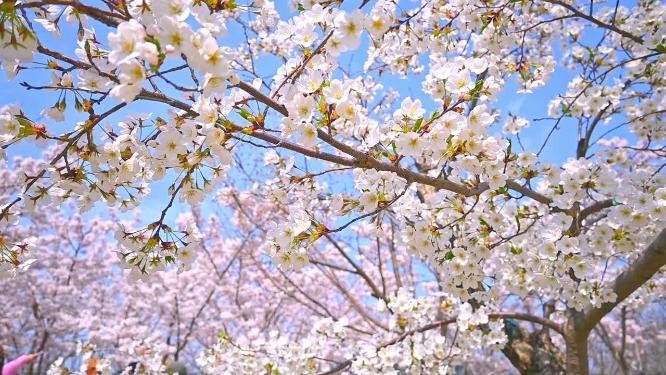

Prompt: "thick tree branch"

[579,199,616,221]
[233,82,554,201]
[19,0,126,26]
[580,228,666,333]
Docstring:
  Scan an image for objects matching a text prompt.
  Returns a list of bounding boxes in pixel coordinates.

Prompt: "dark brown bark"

[501,322,565,375]
[564,312,591,375]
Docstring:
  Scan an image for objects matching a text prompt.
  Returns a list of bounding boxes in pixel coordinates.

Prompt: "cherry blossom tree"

[3,160,664,374]
[1,0,665,374]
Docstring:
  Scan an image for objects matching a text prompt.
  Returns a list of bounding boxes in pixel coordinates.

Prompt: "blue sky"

[1,0,636,227]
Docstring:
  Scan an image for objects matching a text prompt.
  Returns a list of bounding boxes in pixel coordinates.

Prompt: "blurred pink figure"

[2,353,41,375]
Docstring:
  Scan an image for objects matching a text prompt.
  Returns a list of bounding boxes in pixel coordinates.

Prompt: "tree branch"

[318,312,563,374]
[543,0,643,44]
[580,227,666,333]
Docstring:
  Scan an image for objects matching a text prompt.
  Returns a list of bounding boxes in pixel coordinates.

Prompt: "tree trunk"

[501,313,593,375]
[501,319,565,374]
[564,313,590,375]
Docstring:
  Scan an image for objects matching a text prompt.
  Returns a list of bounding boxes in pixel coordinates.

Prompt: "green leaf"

[413,117,423,132]
[519,69,529,81]
[560,102,570,115]
[0,2,18,16]
[473,78,485,91]
[145,237,158,251]
[74,97,84,112]
[239,107,254,122]
[77,23,84,41]
[480,16,490,33]
[217,331,232,343]
[84,39,92,57]
[16,117,34,138]
[58,97,66,111]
